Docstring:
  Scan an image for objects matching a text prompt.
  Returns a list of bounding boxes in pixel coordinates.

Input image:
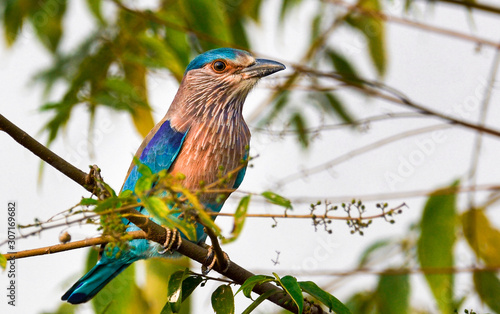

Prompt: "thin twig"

[329,0,500,49]
[4,231,146,260]
[275,124,451,187]
[250,265,500,277]
[243,183,500,204]
[467,48,500,207]
[295,66,500,139]
[251,112,428,135]
[428,0,500,15]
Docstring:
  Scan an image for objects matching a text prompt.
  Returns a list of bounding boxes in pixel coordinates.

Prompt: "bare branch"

[429,0,500,15]
[275,124,451,187]
[329,0,500,49]
[4,231,146,260]
[467,48,500,207]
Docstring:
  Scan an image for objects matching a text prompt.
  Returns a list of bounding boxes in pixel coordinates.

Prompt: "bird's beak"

[240,59,286,79]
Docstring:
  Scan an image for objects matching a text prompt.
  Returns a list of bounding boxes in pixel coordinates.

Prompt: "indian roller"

[61,48,285,304]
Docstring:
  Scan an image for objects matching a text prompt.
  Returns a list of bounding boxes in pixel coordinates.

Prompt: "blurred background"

[1,0,500,313]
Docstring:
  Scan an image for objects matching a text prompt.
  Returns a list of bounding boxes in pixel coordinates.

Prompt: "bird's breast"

[168,119,250,200]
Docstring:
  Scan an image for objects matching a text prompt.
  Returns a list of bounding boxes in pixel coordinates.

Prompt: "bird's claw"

[201,244,230,275]
[158,227,182,254]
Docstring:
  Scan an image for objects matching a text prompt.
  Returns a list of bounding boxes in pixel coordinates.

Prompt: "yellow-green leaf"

[179,0,232,50]
[473,271,500,313]
[345,0,386,76]
[261,191,292,209]
[3,0,27,46]
[417,181,458,313]
[0,254,6,269]
[143,196,197,241]
[462,208,500,266]
[223,195,251,244]
[172,186,221,238]
[375,273,409,314]
[29,0,67,52]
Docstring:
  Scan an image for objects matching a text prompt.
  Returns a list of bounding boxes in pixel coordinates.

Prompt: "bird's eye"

[212,60,227,73]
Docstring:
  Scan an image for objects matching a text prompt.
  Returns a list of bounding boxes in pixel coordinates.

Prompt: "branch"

[329,0,500,49]
[275,123,451,187]
[0,114,324,314]
[294,66,500,139]
[429,0,500,15]
[3,231,146,260]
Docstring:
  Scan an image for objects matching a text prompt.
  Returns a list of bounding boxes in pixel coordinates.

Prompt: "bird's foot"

[157,227,182,254]
[201,243,230,275]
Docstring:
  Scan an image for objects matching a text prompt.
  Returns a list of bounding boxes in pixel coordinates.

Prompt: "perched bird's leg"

[158,227,182,254]
[86,165,111,200]
[200,224,230,274]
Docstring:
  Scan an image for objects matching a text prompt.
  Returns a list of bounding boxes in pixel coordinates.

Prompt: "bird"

[61,48,285,304]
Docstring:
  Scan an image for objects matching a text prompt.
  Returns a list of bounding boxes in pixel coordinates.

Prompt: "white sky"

[1,0,500,313]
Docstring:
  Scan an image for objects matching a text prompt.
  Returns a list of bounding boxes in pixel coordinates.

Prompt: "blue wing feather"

[122,120,187,192]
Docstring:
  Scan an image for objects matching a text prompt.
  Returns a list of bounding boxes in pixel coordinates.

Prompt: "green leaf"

[181,276,204,303]
[86,0,106,25]
[473,271,500,313]
[29,0,67,52]
[375,273,410,314]
[261,191,292,209]
[274,274,303,314]
[345,0,387,76]
[261,90,291,126]
[179,0,232,50]
[462,208,500,266]
[345,291,376,313]
[357,239,392,267]
[160,303,173,314]
[211,285,234,314]
[142,196,197,241]
[299,281,352,314]
[417,181,458,313]
[290,112,309,148]
[166,269,188,312]
[145,258,191,314]
[135,176,154,196]
[3,0,27,46]
[0,254,6,269]
[80,197,98,206]
[241,289,279,314]
[40,302,76,314]
[134,158,153,177]
[327,49,363,87]
[137,34,186,81]
[236,275,275,298]
[223,195,251,244]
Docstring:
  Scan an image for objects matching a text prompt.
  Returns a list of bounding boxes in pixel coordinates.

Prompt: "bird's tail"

[61,259,132,304]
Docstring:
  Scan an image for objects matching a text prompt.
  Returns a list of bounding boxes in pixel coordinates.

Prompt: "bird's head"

[168,48,285,125]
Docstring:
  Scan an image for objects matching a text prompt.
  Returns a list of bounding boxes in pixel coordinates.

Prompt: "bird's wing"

[122,119,188,192]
